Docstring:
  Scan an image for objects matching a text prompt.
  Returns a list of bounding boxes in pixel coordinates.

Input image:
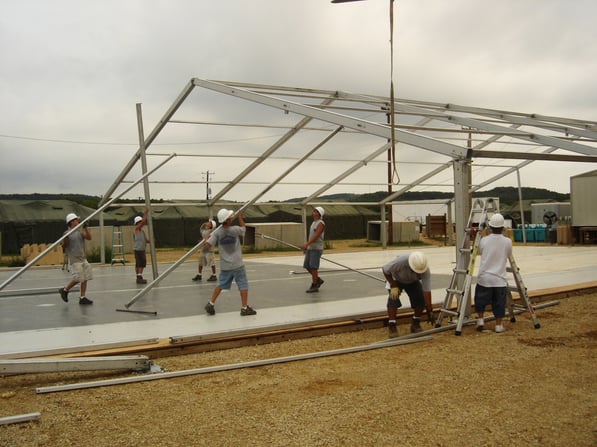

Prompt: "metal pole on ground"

[256,233,385,283]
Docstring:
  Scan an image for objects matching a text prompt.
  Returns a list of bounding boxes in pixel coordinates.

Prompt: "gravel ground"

[1,292,596,447]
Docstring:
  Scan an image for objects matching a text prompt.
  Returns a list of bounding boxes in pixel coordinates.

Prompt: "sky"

[1,0,595,203]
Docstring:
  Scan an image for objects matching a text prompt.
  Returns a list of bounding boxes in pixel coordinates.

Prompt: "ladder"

[506,253,541,329]
[111,225,126,265]
[435,198,540,335]
[435,198,493,335]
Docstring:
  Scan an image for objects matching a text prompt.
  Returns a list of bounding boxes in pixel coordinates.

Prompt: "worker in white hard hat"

[474,213,512,333]
[301,207,326,293]
[192,219,218,282]
[133,209,149,284]
[382,251,433,337]
[203,209,257,316]
[58,213,94,305]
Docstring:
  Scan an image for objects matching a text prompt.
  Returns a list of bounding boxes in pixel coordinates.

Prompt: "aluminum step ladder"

[506,253,541,329]
[111,225,126,265]
[435,198,497,335]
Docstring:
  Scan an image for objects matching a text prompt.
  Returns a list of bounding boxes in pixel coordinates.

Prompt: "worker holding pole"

[301,206,326,293]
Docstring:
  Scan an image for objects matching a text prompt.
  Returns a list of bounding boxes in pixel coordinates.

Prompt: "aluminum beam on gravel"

[36,336,432,394]
[0,413,41,426]
[0,356,151,374]
[192,79,468,159]
[0,154,176,293]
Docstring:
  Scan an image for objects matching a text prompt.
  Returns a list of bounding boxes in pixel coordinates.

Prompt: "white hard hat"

[210,219,217,228]
[408,251,428,274]
[489,213,505,228]
[134,216,143,225]
[314,206,325,218]
[66,213,79,224]
[217,208,233,224]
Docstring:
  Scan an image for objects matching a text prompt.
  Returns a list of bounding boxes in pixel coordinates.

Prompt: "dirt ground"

[1,287,596,446]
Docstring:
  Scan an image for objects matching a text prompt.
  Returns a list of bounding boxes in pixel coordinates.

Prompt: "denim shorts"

[217,266,249,291]
[303,249,322,270]
[474,284,507,318]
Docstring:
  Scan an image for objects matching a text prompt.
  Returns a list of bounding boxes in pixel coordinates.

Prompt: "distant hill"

[287,186,569,205]
[1,186,569,209]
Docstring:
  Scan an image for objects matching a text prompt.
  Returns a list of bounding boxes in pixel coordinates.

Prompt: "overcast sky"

[1,0,595,202]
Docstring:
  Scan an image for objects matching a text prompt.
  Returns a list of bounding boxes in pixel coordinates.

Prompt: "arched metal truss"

[100,79,597,246]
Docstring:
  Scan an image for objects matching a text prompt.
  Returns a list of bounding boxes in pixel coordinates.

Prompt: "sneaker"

[388,322,398,338]
[495,324,505,333]
[207,275,217,282]
[79,297,93,305]
[240,306,257,316]
[59,287,69,303]
[136,276,147,284]
[305,283,319,293]
[476,318,485,332]
[192,274,202,281]
[204,302,215,316]
[316,277,324,288]
[410,318,422,333]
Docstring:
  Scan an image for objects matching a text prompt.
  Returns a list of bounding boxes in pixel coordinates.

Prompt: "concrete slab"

[0,245,595,357]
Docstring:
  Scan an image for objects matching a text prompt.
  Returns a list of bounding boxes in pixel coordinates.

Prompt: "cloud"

[1,0,595,201]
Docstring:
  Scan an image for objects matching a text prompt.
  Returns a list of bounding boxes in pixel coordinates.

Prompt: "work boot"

[305,283,319,293]
[316,277,324,288]
[192,274,202,281]
[207,275,217,282]
[388,322,398,338]
[136,276,147,284]
[410,318,422,333]
[79,297,93,305]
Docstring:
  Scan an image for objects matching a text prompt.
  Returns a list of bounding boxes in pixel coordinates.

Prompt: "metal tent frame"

[97,78,596,311]
[3,79,595,305]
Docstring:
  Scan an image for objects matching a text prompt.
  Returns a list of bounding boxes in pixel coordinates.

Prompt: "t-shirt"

[64,229,86,263]
[201,228,214,254]
[382,254,431,291]
[133,230,147,251]
[207,225,245,271]
[307,219,325,250]
[477,233,512,287]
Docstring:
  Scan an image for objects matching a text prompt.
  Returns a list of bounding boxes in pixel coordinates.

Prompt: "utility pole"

[202,171,214,200]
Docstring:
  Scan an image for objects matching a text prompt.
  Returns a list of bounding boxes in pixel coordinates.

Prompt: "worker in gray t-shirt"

[203,209,256,317]
[59,213,94,305]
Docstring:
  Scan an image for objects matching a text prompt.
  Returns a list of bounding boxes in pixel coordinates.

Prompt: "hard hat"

[210,219,217,228]
[408,251,428,274]
[65,213,79,224]
[217,208,233,224]
[314,206,325,218]
[134,216,143,225]
[489,213,505,228]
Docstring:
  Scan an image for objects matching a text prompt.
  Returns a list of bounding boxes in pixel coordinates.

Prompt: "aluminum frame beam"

[192,79,468,159]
